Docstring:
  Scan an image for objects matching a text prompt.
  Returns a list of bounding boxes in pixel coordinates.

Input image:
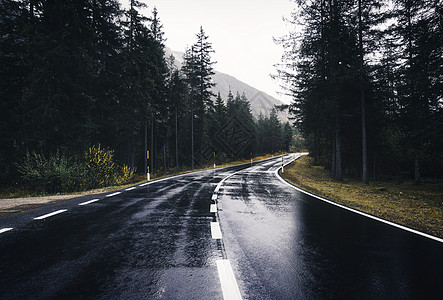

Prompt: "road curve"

[0,162,254,299]
[1,154,442,299]
[217,154,443,299]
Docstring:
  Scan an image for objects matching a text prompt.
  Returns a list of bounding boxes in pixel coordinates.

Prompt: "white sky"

[137,0,295,103]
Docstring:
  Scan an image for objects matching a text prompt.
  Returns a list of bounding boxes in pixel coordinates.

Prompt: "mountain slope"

[165,47,289,122]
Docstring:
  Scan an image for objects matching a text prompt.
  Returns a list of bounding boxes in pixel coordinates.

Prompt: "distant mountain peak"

[165,47,289,122]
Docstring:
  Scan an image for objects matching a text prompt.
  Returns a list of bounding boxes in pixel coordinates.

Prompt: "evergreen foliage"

[276,0,443,182]
[0,1,293,192]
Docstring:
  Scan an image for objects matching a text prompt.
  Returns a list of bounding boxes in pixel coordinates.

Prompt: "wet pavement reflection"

[1,155,442,299]
[218,156,443,299]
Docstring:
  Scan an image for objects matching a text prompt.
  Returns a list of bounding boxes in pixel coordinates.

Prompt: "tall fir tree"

[182,26,216,167]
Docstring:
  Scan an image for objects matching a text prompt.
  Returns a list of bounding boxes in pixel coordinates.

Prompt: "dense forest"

[275,0,442,183]
[0,0,293,190]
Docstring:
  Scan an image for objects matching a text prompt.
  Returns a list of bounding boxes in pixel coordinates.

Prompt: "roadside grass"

[281,155,443,239]
[0,153,277,201]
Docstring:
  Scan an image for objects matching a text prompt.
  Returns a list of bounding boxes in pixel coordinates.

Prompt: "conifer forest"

[275,0,442,184]
[0,0,293,192]
[1,0,442,193]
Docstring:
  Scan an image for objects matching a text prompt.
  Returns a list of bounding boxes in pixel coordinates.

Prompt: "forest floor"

[281,155,443,239]
[0,154,275,214]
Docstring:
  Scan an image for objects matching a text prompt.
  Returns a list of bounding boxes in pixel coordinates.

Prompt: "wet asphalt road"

[1,154,442,299]
[218,155,443,299]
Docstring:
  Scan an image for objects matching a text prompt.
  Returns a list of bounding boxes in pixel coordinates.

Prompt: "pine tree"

[0,0,31,183]
[391,0,442,183]
[213,92,227,131]
[182,26,216,167]
[282,122,293,152]
[355,0,385,183]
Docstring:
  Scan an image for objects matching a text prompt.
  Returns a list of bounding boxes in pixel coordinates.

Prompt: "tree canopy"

[276,0,442,182]
[0,1,294,188]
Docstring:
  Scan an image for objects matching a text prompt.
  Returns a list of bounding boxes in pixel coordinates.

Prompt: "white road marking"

[0,228,13,234]
[78,198,100,206]
[106,191,121,197]
[212,193,218,201]
[34,209,67,220]
[211,222,223,239]
[216,259,243,300]
[210,204,217,213]
[139,182,149,187]
[275,153,443,244]
[125,187,136,191]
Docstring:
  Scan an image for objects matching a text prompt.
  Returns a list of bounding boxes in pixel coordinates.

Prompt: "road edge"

[275,153,443,244]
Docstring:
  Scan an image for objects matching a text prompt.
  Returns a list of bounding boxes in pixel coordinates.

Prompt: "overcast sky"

[137,0,295,103]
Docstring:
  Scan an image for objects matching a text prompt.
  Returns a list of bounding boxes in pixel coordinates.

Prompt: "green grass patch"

[281,155,443,239]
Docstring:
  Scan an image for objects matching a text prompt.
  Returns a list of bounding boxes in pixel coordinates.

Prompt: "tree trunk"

[331,131,336,176]
[335,114,343,181]
[191,92,194,170]
[361,89,368,183]
[175,105,179,171]
[358,0,368,184]
[144,123,147,176]
[414,148,420,184]
[150,118,154,174]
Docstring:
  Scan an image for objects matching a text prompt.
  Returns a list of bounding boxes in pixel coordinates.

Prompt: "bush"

[17,151,85,194]
[83,144,116,188]
[16,145,136,195]
[115,165,136,186]
[83,144,136,188]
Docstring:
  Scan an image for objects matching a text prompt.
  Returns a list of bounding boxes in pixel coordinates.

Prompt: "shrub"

[17,151,85,194]
[83,144,116,188]
[114,165,136,186]
[16,145,137,194]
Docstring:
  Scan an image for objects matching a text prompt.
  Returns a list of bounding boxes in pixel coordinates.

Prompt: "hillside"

[165,47,289,122]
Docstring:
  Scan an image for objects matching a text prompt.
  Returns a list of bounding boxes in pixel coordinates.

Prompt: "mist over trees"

[0,0,292,188]
[275,0,442,183]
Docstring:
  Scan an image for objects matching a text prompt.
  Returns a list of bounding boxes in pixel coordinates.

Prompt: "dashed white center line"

[210,204,217,213]
[125,187,136,191]
[211,222,223,239]
[106,191,121,197]
[78,198,100,206]
[216,259,243,300]
[0,228,13,234]
[34,209,67,220]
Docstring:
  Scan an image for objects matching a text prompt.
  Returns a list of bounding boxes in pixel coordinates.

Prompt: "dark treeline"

[0,0,292,187]
[276,0,442,183]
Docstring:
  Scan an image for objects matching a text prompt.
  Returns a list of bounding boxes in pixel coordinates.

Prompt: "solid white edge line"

[125,187,136,191]
[79,198,100,206]
[211,222,223,239]
[216,259,243,300]
[106,191,121,197]
[0,228,13,234]
[34,209,67,220]
[275,153,443,244]
[210,203,217,213]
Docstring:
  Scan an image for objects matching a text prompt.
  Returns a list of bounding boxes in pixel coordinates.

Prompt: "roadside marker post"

[281,153,284,173]
[147,150,150,181]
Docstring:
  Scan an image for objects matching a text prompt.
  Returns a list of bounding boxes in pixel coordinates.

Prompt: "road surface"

[1,154,442,299]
